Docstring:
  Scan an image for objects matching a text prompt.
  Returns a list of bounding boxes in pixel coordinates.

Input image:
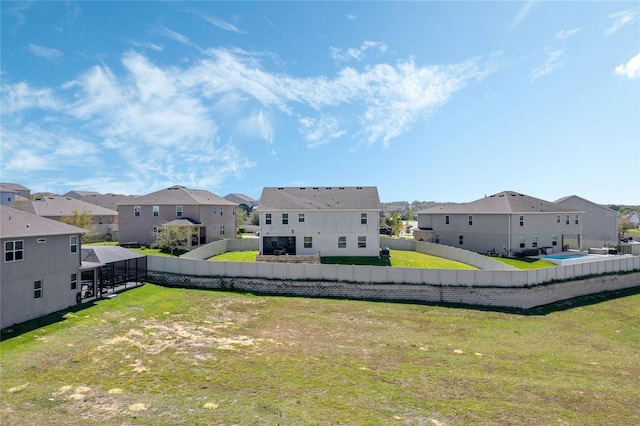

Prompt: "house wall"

[259,210,380,257]
[418,212,582,255]
[556,198,618,248]
[118,204,235,245]
[1,233,82,329]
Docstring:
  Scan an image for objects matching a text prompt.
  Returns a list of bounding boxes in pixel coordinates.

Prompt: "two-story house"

[555,195,618,249]
[257,186,381,257]
[417,191,583,256]
[1,205,85,329]
[118,185,237,247]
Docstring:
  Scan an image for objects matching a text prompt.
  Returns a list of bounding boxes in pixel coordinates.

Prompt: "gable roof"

[120,185,235,206]
[63,190,101,199]
[21,195,118,217]
[419,191,579,214]
[0,205,86,239]
[258,186,381,211]
[79,193,138,208]
[0,182,30,192]
[224,193,258,204]
[554,195,619,216]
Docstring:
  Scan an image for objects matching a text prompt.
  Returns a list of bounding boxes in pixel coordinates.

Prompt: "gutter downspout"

[507,213,511,257]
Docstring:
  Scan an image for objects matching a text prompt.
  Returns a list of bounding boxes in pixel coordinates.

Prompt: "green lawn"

[491,256,556,269]
[322,250,478,270]
[208,250,259,262]
[1,284,638,425]
[85,242,186,257]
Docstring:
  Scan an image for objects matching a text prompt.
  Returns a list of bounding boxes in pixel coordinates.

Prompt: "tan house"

[1,205,85,329]
[19,194,118,240]
[257,186,381,257]
[416,191,583,256]
[118,185,237,248]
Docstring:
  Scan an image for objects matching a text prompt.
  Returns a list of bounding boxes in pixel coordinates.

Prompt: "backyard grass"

[1,284,638,425]
[491,256,556,269]
[85,242,186,257]
[208,250,259,262]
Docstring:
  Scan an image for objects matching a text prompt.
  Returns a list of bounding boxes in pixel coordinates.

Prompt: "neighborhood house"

[257,186,381,257]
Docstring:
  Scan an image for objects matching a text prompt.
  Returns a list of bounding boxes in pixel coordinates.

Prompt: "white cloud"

[509,1,536,30]
[198,13,244,34]
[129,40,164,52]
[605,9,637,35]
[530,49,564,81]
[26,43,63,61]
[615,53,640,79]
[0,81,61,114]
[330,41,388,62]
[160,26,191,45]
[237,109,274,143]
[555,28,582,39]
[298,114,346,148]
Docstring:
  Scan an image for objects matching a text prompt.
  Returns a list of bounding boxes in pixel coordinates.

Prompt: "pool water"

[542,253,588,260]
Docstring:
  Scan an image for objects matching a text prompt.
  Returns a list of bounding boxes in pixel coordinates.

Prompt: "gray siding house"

[555,195,618,249]
[417,191,583,256]
[118,185,237,247]
[1,205,85,329]
[257,186,381,257]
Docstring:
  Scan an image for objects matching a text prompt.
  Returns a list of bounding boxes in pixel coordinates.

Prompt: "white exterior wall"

[259,209,380,257]
[556,198,618,248]
[1,233,82,329]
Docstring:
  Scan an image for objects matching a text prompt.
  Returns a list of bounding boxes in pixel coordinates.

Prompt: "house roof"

[79,193,138,208]
[419,191,580,215]
[257,186,381,211]
[81,245,145,265]
[224,193,258,204]
[0,182,30,192]
[21,195,118,217]
[554,195,619,216]
[120,185,235,206]
[163,217,202,227]
[0,205,86,239]
[63,190,101,198]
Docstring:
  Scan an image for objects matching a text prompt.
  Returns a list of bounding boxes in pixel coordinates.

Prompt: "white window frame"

[298,213,305,223]
[468,215,473,226]
[532,236,538,248]
[556,214,561,224]
[361,213,368,225]
[134,206,141,217]
[338,236,347,248]
[71,273,77,290]
[519,236,526,248]
[575,214,579,225]
[552,235,558,246]
[176,206,183,217]
[265,213,272,225]
[34,279,43,299]
[304,236,312,248]
[358,236,366,248]
[4,240,24,262]
[220,225,225,236]
[70,236,78,254]
[565,214,570,225]
[282,213,289,225]
[153,206,159,217]
[445,215,450,225]
[519,215,524,227]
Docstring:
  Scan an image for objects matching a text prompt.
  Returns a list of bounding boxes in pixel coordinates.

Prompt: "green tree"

[62,208,95,239]
[151,225,196,256]
[236,208,248,229]
[250,210,260,226]
[384,213,405,236]
[618,217,633,239]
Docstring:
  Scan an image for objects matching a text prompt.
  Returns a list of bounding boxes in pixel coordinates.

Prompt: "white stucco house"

[257,186,381,257]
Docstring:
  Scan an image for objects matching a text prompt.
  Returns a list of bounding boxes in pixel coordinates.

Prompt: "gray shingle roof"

[0,205,86,238]
[419,191,579,214]
[120,185,235,206]
[258,186,381,211]
[79,193,138,208]
[21,195,118,217]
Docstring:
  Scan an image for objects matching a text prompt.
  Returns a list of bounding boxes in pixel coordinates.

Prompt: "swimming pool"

[541,252,611,265]
[543,253,588,260]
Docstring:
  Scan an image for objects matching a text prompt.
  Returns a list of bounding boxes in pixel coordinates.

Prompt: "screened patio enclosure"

[80,246,147,299]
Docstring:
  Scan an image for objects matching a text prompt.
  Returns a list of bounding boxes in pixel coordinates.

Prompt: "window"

[298,213,305,223]
[445,215,450,225]
[282,213,289,225]
[98,217,103,225]
[519,236,526,248]
[459,235,464,245]
[176,206,183,217]
[575,214,579,225]
[532,236,538,248]
[213,206,218,215]
[435,234,440,243]
[552,235,558,246]
[70,236,78,254]
[220,207,224,216]
[265,213,272,225]
[134,206,141,217]
[556,214,561,224]
[37,238,46,243]
[358,236,366,248]
[153,206,159,217]
[71,273,77,290]
[220,225,225,236]
[338,236,347,248]
[468,215,473,226]
[361,213,368,224]
[232,207,236,216]
[565,215,570,225]
[304,236,312,248]
[519,215,524,227]
[4,240,24,262]
[34,280,42,299]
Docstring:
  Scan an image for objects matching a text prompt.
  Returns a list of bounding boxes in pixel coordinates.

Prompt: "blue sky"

[1,2,639,205]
